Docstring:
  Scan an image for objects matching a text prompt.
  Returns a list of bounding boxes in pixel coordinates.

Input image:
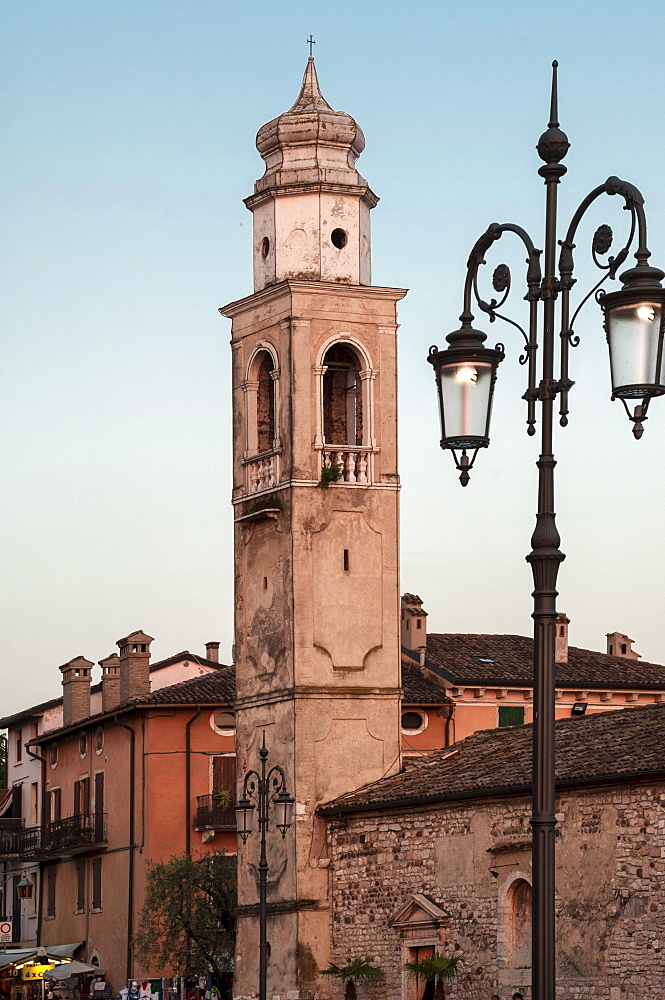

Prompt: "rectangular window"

[498,706,525,728]
[31,782,39,825]
[343,549,349,571]
[50,788,61,822]
[15,734,22,762]
[47,867,56,917]
[91,859,102,910]
[11,785,22,819]
[94,772,105,842]
[76,861,85,912]
[212,755,236,804]
[73,777,90,818]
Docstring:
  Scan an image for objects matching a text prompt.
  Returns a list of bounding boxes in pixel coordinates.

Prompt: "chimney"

[401,593,428,653]
[555,613,570,664]
[99,653,121,711]
[606,631,640,660]
[205,641,220,664]
[117,630,154,704]
[59,656,93,727]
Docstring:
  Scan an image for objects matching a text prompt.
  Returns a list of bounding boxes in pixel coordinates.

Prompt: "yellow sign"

[23,965,55,981]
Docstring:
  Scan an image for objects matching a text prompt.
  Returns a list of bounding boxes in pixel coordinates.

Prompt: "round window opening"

[210,711,236,736]
[401,711,426,733]
[331,228,348,249]
[79,733,87,757]
[260,237,270,259]
[94,727,104,755]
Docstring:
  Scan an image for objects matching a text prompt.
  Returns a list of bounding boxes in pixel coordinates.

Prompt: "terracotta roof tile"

[402,663,450,704]
[425,633,665,689]
[25,666,235,743]
[320,703,665,814]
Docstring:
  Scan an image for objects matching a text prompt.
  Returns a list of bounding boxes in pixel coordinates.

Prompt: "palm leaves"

[320,959,383,999]
[403,952,464,1000]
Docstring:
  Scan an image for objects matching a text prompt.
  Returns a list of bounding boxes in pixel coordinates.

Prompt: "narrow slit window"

[343,549,349,572]
[263,577,268,589]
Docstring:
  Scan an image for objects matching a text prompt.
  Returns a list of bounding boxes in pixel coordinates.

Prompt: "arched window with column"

[243,345,280,493]
[314,336,377,485]
[256,352,275,453]
[322,343,363,445]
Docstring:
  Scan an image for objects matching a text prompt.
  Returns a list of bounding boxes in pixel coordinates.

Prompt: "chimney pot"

[117,630,154,703]
[59,656,93,726]
[400,593,428,653]
[606,631,640,660]
[555,612,570,664]
[205,641,220,664]
[99,653,121,711]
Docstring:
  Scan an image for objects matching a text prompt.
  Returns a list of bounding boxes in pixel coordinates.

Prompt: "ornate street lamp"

[236,733,294,1000]
[429,63,662,1000]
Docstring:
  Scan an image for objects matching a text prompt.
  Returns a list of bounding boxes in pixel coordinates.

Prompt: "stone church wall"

[326,781,665,1000]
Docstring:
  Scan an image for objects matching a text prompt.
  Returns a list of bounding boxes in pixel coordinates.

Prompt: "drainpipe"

[114,718,135,980]
[442,704,454,748]
[26,746,47,946]
[185,708,203,856]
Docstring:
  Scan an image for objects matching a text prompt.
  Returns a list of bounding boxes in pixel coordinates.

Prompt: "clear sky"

[2,0,665,717]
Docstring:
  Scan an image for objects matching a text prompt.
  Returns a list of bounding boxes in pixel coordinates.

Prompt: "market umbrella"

[44,963,103,979]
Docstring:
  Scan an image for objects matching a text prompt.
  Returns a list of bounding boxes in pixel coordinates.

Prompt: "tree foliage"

[134,851,236,979]
[320,959,383,999]
[403,952,464,1000]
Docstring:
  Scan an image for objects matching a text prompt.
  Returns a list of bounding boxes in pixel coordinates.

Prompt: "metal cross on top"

[307,35,315,57]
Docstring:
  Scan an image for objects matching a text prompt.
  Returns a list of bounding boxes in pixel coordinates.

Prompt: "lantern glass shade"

[437,359,495,447]
[274,791,295,837]
[235,797,255,843]
[606,300,665,398]
[17,875,33,899]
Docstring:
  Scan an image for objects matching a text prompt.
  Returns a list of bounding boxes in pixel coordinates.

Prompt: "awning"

[44,962,103,980]
[0,944,84,969]
[0,789,13,818]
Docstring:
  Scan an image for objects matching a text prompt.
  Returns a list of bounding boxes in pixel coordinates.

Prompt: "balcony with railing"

[194,795,235,832]
[44,812,107,855]
[0,819,42,858]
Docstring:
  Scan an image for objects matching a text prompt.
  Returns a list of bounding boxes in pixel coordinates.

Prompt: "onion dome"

[254,58,366,192]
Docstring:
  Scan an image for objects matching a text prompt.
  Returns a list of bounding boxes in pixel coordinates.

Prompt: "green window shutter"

[498,706,525,728]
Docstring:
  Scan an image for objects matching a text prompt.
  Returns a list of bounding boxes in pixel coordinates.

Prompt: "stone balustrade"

[323,446,372,484]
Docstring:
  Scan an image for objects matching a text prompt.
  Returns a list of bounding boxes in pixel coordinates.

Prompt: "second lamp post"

[235,734,295,1000]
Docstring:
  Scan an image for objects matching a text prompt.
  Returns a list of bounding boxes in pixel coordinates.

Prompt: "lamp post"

[428,63,663,1000]
[235,733,294,1000]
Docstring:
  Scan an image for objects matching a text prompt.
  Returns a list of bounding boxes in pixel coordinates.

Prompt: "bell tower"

[220,58,406,999]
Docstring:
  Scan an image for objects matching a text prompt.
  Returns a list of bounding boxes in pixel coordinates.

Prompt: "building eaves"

[0,696,63,731]
[0,651,223,733]
[318,702,665,815]
[425,633,665,690]
[25,666,236,745]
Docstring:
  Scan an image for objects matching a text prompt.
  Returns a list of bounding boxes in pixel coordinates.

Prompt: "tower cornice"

[220,279,408,319]
[244,180,379,211]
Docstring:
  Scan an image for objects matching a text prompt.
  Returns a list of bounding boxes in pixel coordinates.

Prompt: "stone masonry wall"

[326,781,665,1000]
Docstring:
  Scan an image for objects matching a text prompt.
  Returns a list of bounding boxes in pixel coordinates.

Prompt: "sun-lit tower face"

[220,55,406,999]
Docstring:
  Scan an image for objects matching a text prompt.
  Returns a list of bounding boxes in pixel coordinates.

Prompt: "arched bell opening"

[256,351,276,453]
[243,346,280,494]
[322,343,363,446]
